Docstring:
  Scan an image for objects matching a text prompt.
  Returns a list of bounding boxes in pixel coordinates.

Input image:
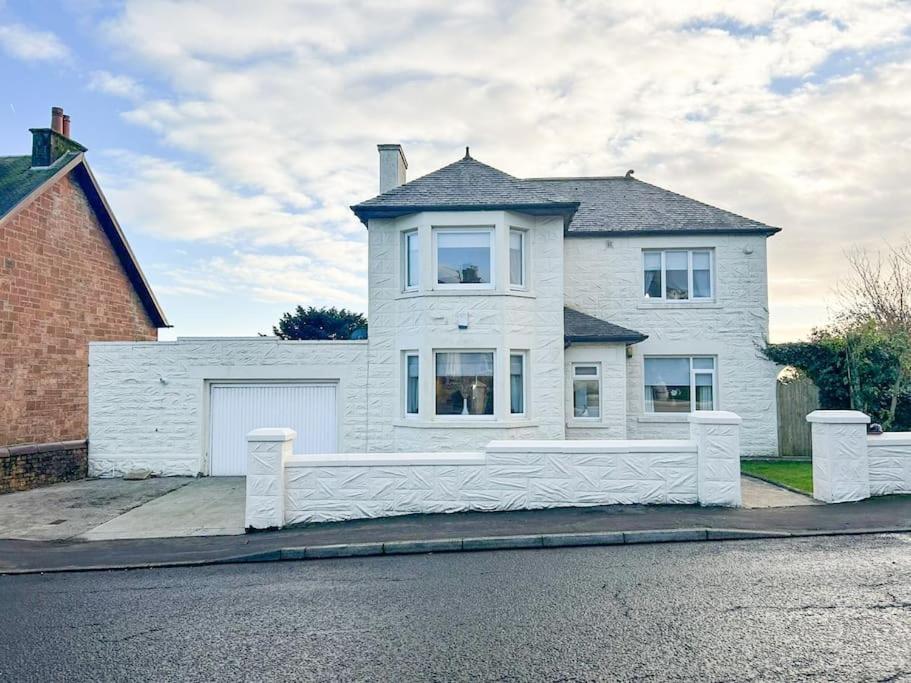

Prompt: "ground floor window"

[405,353,419,415]
[644,356,715,413]
[435,351,494,416]
[510,352,525,415]
[572,364,600,418]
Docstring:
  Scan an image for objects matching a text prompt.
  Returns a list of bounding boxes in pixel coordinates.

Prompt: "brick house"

[0,107,168,492]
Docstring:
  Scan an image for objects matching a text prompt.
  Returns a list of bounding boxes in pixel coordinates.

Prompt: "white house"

[88,145,779,477]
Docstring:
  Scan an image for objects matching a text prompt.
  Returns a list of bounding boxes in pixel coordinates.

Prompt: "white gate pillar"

[690,411,742,507]
[806,410,870,503]
[245,428,296,530]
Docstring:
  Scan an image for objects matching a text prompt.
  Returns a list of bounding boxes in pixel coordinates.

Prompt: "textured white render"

[564,233,778,456]
[807,410,871,503]
[245,428,295,530]
[366,211,566,453]
[88,338,368,477]
[689,411,742,506]
[867,433,911,496]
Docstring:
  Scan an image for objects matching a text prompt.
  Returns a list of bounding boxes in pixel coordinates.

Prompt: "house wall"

[365,210,566,453]
[88,338,368,477]
[564,233,778,456]
[0,172,158,448]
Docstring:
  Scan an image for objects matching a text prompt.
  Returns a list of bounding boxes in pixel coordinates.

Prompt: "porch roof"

[564,307,647,344]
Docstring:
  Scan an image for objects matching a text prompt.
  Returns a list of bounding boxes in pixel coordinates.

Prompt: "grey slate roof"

[0,153,79,219]
[351,152,779,235]
[564,306,647,344]
[351,155,580,226]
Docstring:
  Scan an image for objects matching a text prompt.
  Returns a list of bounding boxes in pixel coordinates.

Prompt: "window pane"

[693,251,711,298]
[644,357,691,413]
[510,354,524,414]
[435,352,494,415]
[574,366,598,376]
[437,232,491,285]
[665,251,688,300]
[406,232,419,288]
[692,357,714,370]
[509,231,524,286]
[573,380,600,418]
[695,373,714,410]
[406,355,419,414]
[643,252,662,298]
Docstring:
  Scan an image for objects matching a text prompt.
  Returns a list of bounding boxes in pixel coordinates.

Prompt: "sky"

[1,1,910,342]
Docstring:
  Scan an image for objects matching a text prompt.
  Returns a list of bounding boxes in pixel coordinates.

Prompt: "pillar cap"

[688,410,742,425]
[247,427,297,441]
[806,410,870,424]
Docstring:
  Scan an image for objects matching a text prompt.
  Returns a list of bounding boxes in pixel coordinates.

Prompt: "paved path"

[2,533,909,681]
[741,474,820,508]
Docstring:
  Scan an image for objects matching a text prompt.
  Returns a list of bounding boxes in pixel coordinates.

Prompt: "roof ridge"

[526,175,630,181]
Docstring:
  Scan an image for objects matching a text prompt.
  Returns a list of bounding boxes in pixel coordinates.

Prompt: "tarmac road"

[1,533,910,682]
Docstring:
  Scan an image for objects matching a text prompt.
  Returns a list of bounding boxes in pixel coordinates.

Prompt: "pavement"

[2,533,909,681]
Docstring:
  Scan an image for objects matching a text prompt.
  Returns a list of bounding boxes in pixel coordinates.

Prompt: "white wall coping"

[806,410,871,424]
[868,432,911,447]
[247,428,298,441]
[687,410,743,425]
[286,452,485,467]
[485,439,697,454]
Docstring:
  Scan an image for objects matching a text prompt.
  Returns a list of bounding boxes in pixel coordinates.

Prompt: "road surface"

[2,533,910,681]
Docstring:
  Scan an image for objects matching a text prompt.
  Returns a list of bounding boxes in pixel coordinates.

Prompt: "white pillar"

[245,428,296,530]
[806,410,870,503]
[689,411,742,507]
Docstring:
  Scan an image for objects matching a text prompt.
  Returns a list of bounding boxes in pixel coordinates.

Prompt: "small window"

[435,351,494,416]
[643,250,713,300]
[644,356,716,413]
[404,231,419,290]
[572,364,600,419]
[436,230,493,287]
[405,353,419,415]
[509,229,525,288]
[510,353,525,415]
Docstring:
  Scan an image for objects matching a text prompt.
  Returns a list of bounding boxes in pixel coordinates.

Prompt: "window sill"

[637,301,720,310]
[637,414,690,423]
[395,290,536,300]
[392,419,539,429]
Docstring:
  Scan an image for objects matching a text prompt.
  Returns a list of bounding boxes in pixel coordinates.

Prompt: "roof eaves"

[564,332,648,344]
[351,201,581,227]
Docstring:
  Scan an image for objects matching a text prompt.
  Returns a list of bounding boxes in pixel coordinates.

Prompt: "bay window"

[510,352,526,415]
[405,353,419,415]
[509,229,526,288]
[403,230,420,290]
[435,351,494,416]
[435,229,493,287]
[643,249,713,300]
[644,356,716,413]
[572,364,600,419]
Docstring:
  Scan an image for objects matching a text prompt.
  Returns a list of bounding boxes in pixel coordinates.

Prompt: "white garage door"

[208,383,337,476]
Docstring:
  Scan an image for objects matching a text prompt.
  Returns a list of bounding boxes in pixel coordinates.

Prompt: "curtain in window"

[510,232,524,286]
[510,354,524,414]
[694,372,713,410]
[406,356,419,414]
[643,252,662,298]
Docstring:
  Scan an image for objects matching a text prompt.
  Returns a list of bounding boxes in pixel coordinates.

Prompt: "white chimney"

[377,143,407,194]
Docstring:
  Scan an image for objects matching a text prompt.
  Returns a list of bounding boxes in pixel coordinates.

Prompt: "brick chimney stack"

[30,106,86,168]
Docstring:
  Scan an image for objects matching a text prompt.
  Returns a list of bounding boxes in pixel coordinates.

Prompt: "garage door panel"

[209,383,337,476]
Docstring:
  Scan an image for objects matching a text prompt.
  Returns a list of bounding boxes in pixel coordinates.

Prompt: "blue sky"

[2,1,911,341]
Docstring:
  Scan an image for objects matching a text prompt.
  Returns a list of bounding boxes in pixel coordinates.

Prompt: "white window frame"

[509,228,527,290]
[433,227,495,290]
[509,351,527,416]
[433,349,497,419]
[571,363,601,420]
[643,356,717,414]
[642,249,714,301]
[403,230,420,291]
[403,351,419,416]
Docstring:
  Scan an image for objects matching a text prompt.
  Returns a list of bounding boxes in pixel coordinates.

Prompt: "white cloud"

[0,23,69,61]
[93,0,911,339]
[88,70,144,99]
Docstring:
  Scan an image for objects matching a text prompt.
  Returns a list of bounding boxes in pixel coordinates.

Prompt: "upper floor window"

[435,229,493,288]
[404,230,420,290]
[644,356,715,413]
[643,249,713,301]
[509,229,526,288]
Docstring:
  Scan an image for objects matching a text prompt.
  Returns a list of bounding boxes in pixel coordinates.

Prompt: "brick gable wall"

[0,171,158,447]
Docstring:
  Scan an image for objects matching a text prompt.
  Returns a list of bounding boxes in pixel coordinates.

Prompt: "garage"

[208,383,338,475]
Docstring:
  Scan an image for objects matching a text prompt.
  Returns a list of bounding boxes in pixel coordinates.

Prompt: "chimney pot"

[51,107,64,134]
[62,114,71,138]
[377,144,407,194]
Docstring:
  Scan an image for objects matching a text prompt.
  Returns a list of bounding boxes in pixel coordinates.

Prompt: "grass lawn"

[741,460,813,495]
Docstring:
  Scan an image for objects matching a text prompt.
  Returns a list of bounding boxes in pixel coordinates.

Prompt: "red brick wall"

[0,171,158,447]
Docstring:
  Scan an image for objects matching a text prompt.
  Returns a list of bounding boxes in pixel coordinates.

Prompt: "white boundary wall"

[807,410,911,502]
[246,411,742,528]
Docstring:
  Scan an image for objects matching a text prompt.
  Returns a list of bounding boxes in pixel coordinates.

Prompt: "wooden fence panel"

[777,375,820,457]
